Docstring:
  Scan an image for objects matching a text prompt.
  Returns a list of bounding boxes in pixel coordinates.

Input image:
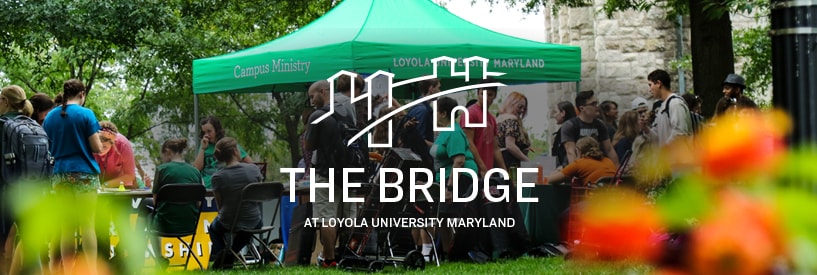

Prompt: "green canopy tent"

[192,0,581,97]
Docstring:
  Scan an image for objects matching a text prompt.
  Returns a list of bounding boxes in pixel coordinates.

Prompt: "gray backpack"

[0,115,53,184]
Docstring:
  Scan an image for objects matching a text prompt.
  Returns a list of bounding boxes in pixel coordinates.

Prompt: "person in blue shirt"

[42,79,104,273]
[406,78,441,147]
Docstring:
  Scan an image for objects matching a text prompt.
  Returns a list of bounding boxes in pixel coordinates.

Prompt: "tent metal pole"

[193,93,200,151]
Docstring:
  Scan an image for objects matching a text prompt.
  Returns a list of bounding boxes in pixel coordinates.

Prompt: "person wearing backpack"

[1,85,37,274]
[304,80,357,268]
[646,69,693,147]
[42,79,104,274]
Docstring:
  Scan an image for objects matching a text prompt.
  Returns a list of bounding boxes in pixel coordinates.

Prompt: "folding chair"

[151,183,206,270]
[224,181,284,269]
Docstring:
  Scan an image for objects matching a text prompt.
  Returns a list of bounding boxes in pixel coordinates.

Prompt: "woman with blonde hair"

[1,85,35,274]
[544,137,616,185]
[612,110,641,160]
[0,85,34,118]
[497,91,531,168]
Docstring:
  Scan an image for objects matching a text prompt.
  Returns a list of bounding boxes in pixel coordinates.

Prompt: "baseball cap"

[631,97,649,111]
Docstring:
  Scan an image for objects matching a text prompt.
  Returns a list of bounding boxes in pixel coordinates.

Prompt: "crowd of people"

[0,80,265,274]
[0,69,760,272]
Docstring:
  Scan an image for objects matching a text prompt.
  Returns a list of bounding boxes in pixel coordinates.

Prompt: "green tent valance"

[192,0,581,95]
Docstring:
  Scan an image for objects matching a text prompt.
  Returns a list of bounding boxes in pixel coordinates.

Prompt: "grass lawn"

[181,257,652,274]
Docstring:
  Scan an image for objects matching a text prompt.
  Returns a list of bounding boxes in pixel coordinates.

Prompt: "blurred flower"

[690,190,784,275]
[61,255,113,275]
[695,110,790,182]
[570,188,663,262]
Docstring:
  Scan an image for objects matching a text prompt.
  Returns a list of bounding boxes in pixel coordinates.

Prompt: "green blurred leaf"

[655,177,714,229]
[775,190,817,273]
[776,145,817,191]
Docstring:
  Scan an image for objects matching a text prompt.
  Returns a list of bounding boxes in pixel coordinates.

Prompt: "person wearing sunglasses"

[559,90,619,166]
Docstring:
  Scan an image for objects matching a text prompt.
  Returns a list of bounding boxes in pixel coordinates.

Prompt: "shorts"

[51,173,101,193]
[312,175,358,221]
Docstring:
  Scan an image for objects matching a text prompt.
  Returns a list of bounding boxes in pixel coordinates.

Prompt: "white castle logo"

[311,56,506,147]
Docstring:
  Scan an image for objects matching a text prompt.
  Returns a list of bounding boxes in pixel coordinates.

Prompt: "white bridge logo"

[311,56,506,147]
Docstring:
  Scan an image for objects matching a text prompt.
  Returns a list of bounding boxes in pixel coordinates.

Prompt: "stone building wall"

[540,0,764,137]
[544,1,690,107]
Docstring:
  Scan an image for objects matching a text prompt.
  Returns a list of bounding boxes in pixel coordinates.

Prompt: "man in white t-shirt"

[647,69,693,146]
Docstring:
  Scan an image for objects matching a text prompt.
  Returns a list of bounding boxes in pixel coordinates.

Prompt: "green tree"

[0,0,337,173]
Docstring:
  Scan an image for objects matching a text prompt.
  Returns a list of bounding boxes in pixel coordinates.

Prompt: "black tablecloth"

[519,184,572,245]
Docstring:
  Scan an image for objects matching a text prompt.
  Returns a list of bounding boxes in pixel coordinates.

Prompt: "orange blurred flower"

[690,190,784,275]
[59,255,113,275]
[570,188,663,262]
[695,110,790,182]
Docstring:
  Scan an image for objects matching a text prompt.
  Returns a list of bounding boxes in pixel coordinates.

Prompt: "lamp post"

[770,0,817,145]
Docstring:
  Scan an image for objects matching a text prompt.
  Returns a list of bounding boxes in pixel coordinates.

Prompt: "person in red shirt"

[460,77,506,176]
[94,121,137,188]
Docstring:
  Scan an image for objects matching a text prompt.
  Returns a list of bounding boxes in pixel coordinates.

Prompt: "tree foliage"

[0,0,337,174]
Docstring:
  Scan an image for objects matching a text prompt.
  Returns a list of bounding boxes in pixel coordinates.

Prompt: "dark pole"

[770,0,817,145]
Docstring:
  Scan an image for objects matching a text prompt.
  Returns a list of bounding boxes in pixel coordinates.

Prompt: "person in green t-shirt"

[430,97,478,187]
[193,116,253,188]
[428,97,479,261]
[144,138,203,266]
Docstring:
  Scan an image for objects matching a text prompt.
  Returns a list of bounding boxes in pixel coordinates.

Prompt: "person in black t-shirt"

[304,80,357,268]
[560,90,619,166]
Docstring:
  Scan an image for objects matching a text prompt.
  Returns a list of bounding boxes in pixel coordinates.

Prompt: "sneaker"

[316,252,324,267]
[321,259,338,268]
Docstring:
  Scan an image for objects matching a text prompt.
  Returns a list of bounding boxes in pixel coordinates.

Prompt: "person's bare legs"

[60,226,75,272]
[320,227,337,262]
[78,192,97,274]
[2,225,14,273]
[61,192,97,274]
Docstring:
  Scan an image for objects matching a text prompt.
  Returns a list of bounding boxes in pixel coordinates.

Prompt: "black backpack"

[0,115,53,184]
[330,112,371,184]
[661,95,700,135]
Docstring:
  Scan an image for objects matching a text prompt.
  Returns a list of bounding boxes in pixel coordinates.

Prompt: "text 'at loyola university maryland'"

[303,217,517,228]
[280,167,541,203]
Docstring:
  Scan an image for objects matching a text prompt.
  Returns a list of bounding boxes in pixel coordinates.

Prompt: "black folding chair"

[151,183,206,270]
[224,181,284,269]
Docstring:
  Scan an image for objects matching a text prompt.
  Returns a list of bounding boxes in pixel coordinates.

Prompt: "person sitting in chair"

[208,137,263,269]
[544,137,616,185]
[141,138,203,268]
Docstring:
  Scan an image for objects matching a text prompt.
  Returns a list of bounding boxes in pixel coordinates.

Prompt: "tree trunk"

[286,113,301,168]
[689,0,735,118]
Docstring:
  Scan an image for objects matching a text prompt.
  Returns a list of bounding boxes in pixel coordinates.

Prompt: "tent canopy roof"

[192,0,581,95]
